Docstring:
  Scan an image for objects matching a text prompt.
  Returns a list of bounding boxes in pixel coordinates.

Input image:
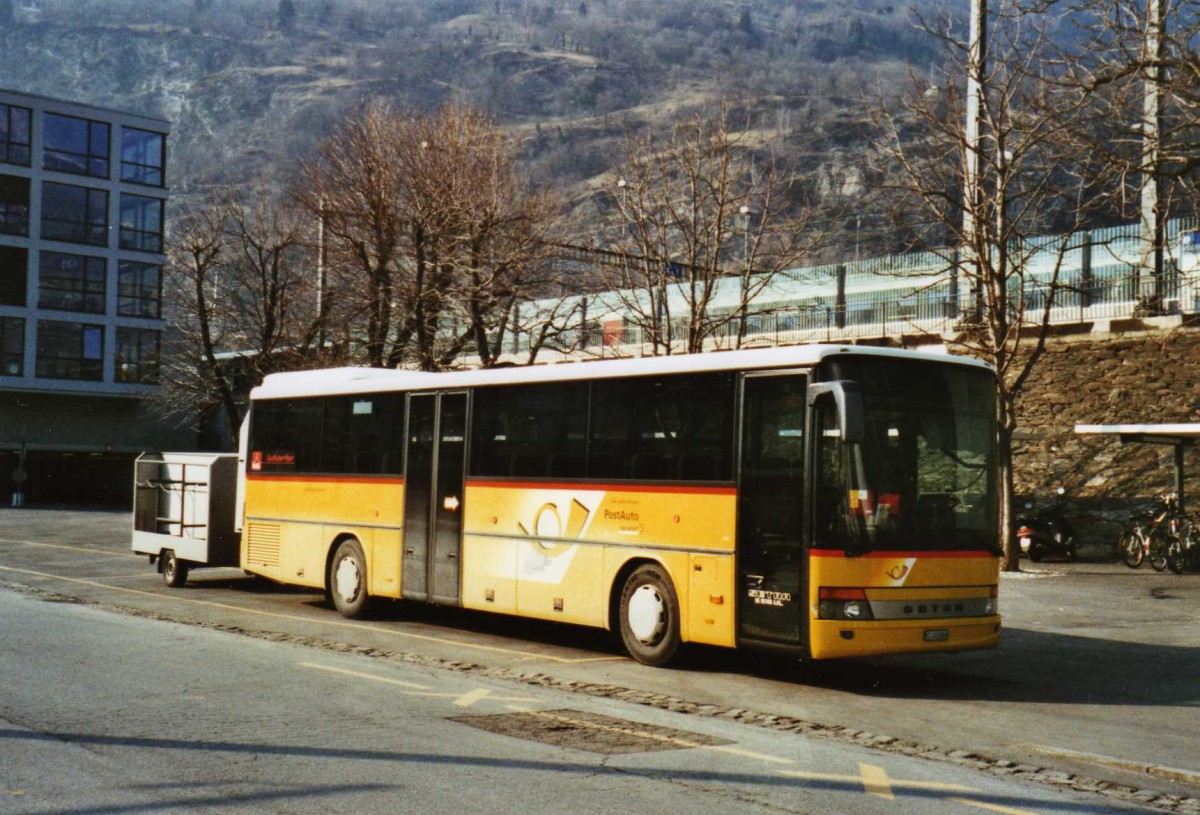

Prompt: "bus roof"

[250,344,992,400]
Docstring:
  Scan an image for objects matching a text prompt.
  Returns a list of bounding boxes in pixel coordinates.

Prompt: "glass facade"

[36,319,104,381]
[42,182,108,246]
[0,103,31,166]
[121,128,165,186]
[0,174,30,236]
[117,260,161,318]
[0,92,168,393]
[0,316,23,376]
[119,193,163,253]
[116,326,159,383]
[0,245,27,307]
[44,113,110,178]
[39,251,106,314]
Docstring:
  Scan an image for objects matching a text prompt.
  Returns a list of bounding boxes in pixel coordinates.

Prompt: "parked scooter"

[1014,487,1077,561]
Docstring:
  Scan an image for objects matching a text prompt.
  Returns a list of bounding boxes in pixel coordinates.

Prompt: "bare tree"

[299,100,563,370]
[1043,0,1200,304]
[159,186,319,445]
[601,108,822,356]
[869,1,1112,569]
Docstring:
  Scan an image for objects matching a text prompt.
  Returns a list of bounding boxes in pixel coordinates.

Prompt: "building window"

[41,182,108,246]
[43,113,110,178]
[1,317,23,376]
[39,251,106,314]
[0,103,31,166]
[0,174,30,236]
[0,246,28,306]
[119,194,163,253]
[121,128,165,187]
[36,320,104,381]
[118,260,161,318]
[116,327,159,383]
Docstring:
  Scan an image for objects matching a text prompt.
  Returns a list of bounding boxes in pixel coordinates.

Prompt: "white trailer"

[132,452,241,586]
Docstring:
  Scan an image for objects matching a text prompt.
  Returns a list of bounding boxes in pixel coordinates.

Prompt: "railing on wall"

[495,216,1200,362]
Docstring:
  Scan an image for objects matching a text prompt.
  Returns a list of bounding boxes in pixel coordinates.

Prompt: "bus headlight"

[818,588,875,621]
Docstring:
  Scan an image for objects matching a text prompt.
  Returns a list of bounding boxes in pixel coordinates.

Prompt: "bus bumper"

[808,616,1001,660]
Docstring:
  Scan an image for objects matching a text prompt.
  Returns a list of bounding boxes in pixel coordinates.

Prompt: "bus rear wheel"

[618,564,681,667]
[329,539,368,618]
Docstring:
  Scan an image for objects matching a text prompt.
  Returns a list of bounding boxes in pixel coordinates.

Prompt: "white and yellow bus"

[237,344,1000,666]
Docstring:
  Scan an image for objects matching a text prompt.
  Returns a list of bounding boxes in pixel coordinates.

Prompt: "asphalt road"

[1,508,1198,814]
[0,586,1155,815]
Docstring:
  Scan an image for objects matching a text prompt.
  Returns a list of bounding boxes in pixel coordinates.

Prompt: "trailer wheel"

[329,539,369,618]
[162,549,188,588]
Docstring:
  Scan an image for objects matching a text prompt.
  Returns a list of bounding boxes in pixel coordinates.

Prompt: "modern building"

[0,89,189,506]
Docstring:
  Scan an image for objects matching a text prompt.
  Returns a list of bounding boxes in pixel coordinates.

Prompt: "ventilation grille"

[246,522,282,567]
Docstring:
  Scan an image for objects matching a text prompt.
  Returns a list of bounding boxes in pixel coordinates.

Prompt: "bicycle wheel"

[1167,539,1187,574]
[1149,534,1169,571]
[1119,531,1144,568]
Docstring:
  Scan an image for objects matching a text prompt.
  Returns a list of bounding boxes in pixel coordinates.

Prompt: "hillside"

[0,0,953,254]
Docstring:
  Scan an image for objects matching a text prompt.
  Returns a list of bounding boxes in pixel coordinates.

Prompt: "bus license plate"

[923,628,949,642]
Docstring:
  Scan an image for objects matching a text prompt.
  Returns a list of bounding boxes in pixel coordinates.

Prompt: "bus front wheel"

[618,564,681,667]
[329,539,368,618]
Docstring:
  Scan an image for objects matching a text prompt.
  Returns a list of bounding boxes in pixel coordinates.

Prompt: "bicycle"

[1118,494,1180,570]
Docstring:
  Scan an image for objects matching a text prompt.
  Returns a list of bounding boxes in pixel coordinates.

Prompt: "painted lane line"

[299,662,431,690]
[704,745,794,765]
[452,688,493,708]
[0,539,134,558]
[0,564,616,665]
[950,797,1043,815]
[406,689,537,707]
[779,768,979,794]
[860,762,895,800]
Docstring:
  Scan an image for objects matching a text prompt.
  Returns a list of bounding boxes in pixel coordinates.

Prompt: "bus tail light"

[818,587,875,621]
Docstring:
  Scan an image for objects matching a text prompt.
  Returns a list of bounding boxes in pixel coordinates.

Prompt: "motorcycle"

[1014,487,1076,562]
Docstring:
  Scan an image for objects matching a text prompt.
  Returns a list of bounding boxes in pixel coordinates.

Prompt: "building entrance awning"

[1074,424,1200,509]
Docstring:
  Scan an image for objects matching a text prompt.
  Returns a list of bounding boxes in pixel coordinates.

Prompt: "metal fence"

[498,216,1200,360]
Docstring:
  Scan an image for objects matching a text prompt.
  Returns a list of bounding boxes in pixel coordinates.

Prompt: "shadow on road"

[165,573,1200,709]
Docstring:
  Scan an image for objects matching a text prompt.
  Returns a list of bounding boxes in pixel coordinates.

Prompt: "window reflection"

[121,128,165,186]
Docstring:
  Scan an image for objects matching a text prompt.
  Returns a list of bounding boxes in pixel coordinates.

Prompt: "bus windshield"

[814,356,998,554]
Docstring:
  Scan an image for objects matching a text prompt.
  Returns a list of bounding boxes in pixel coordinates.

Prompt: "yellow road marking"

[860,762,895,800]
[705,745,794,765]
[0,539,134,558]
[780,768,979,794]
[299,662,430,690]
[0,564,619,664]
[951,798,1043,815]
[452,688,493,708]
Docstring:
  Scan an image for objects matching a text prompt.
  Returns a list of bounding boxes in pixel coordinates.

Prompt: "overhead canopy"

[1074,424,1200,447]
[1075,423,1200,508]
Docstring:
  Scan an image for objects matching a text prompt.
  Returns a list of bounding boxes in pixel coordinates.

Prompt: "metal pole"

[963,0,987,266]
[1140,0,1165,309]
[317,198,328,350]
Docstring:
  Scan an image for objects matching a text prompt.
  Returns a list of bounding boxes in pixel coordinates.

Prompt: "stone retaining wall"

[1008,321,1200,551]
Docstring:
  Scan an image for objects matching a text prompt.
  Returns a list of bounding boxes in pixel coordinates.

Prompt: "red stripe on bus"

[466,479,736,495]
[246,473,405,486]
[810,549,998,559]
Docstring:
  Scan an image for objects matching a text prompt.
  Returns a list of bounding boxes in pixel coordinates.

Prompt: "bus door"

[737,373,808,648]
[402,392,468,604]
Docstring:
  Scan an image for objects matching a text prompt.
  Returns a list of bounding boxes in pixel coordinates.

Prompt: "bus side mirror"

[807,381,864,444]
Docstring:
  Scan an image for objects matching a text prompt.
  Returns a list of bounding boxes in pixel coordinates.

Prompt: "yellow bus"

[238,344,1000,666]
